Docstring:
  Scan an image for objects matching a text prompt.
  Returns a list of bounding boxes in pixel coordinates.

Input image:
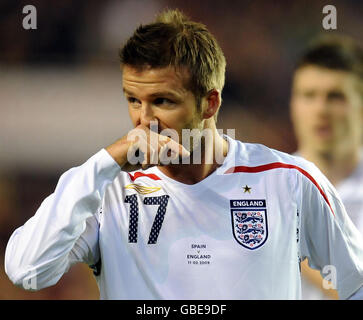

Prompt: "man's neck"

[157,129,229,185]
[299,147,361,186]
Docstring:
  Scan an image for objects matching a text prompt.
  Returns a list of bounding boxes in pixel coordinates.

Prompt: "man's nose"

[314,95,330,116]
[140,103,156,127]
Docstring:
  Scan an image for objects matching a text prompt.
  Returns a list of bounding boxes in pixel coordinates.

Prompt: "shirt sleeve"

[297,162,363,299]
[4,149,120,291]
[348,285,363,300]
[68,210,101,267]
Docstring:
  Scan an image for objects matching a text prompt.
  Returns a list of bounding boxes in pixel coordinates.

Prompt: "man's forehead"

[295,65,353,81]
[293,65,356,89]
[121,65,193,100]
[122,64,190,84]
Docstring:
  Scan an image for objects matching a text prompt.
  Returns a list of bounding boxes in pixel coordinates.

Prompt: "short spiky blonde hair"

[119,9,226,116]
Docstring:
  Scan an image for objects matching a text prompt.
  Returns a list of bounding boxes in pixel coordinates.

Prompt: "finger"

[164,137,190,159]
[158,143,174,165]
[149,144,158,165]
[125,141,141,166]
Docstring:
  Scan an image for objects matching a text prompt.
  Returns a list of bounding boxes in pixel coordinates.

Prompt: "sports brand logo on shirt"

[230,200,268,250]
[125,183,161,195]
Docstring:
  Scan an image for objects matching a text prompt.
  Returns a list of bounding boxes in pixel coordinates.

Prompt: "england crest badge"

[230,199,268,250]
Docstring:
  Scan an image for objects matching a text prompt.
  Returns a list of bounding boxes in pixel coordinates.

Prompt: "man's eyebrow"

[123,89,181,99]
[123,89,135,96]
[149,91,181,99]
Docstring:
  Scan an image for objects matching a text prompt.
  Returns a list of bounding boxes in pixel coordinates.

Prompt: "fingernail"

[181,147,190,158]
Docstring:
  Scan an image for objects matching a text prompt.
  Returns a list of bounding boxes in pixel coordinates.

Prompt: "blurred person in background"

[290,35,363,299]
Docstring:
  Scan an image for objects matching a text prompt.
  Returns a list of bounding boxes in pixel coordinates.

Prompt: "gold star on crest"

[243,185,251,193]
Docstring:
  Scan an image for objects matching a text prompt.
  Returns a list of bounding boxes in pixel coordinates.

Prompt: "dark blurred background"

[1,0,362,299]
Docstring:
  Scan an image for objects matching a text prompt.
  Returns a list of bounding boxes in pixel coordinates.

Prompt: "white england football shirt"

[336,150,363,232]
[5,136,363,299]
[299,149,363,299]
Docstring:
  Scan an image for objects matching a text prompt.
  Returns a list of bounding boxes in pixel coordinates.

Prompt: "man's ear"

[202,89,221,119]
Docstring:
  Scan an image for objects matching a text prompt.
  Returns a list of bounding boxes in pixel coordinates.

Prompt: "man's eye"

[302,91,316,99]
[154,98,174,105]
[327,91,346,102]
[128,97,140,104]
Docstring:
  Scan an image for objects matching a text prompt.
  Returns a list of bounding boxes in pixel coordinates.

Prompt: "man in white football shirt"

[290,35,363,299]
[5,10,363,299]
